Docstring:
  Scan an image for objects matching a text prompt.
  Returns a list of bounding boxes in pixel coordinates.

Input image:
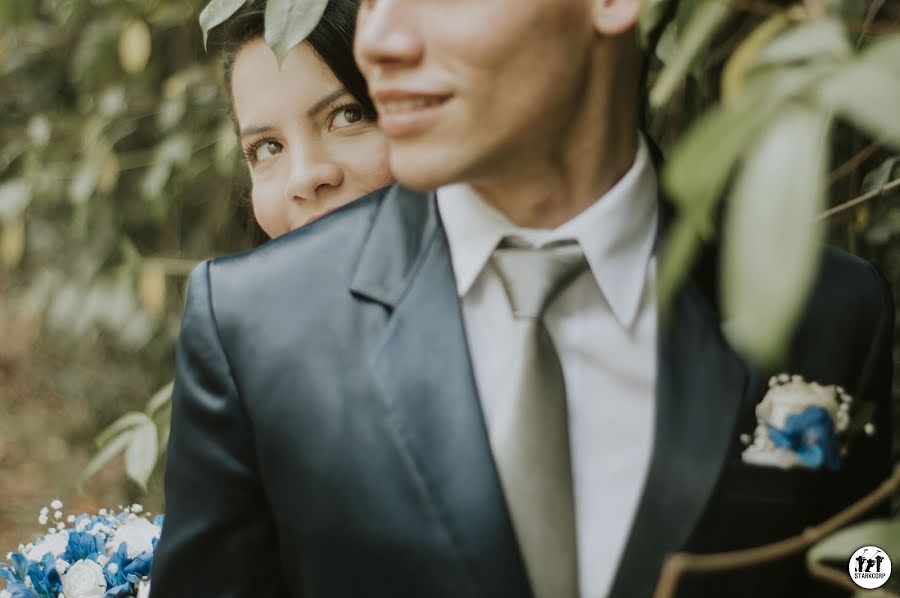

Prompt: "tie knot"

[492,240,587,319]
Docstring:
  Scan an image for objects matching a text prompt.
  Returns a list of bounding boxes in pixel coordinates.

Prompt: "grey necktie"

[490,239,587,598]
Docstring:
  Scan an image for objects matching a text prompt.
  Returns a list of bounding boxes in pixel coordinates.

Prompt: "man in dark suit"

[151,0,894,596]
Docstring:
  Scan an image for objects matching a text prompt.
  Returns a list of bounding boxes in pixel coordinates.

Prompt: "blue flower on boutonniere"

[767,406,841,471]
[741,374,875,471]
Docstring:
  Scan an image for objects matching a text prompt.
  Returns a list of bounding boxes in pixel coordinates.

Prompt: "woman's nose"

[283,152,343,202]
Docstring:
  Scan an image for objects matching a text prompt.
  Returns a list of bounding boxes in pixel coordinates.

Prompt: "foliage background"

[0,0,898,560]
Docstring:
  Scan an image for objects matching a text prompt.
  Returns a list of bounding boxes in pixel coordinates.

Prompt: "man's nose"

[354,0,424,76]
[283,149,343,203]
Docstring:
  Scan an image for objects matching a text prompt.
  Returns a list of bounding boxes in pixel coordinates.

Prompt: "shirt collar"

[437,134,658,329]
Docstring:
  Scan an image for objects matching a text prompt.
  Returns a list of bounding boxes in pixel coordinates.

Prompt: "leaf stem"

[818,175,900,220]
[652,466,900,598]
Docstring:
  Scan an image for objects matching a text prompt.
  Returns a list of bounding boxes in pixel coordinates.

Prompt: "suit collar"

[435,135,658,330]
[350,185,439,309]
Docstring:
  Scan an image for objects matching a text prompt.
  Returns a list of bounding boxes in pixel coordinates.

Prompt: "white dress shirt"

[437,136,659,598]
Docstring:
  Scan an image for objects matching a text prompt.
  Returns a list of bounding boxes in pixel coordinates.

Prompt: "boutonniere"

[740,374,876,471]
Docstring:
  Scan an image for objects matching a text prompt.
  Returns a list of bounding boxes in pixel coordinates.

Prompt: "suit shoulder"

[801,246,893,346]
[815,246,891,314]
[205,186,389,296]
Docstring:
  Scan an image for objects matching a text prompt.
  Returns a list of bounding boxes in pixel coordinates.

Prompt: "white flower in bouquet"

[106,515,161,558]
[61,559,107,598]
[136,579,151,598]
[1,500,164,597]
[25,529,68,561]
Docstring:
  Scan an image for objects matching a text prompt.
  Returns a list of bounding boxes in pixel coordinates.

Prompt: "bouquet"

[1,501,161,598]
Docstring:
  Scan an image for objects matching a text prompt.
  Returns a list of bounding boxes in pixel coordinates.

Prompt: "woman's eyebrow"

[239,125,274,140]
[307,89,350,118]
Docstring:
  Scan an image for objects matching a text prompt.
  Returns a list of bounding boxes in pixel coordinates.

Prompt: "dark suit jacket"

[151,184,894,598]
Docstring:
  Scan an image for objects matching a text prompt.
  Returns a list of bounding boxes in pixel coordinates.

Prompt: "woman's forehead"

[231,39,339,125]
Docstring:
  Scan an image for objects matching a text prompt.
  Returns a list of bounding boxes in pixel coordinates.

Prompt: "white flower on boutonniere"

[105,515,160,559]
[741,374,871,471]
[60,559,107,598]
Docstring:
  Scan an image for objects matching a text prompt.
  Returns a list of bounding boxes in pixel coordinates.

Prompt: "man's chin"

[389,148,472,192]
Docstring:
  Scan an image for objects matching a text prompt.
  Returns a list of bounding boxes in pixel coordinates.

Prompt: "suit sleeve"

[151,261,290,597]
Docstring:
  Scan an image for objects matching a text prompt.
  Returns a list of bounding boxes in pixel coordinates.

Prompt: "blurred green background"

[1,0,898,553]
[0,0,255,548]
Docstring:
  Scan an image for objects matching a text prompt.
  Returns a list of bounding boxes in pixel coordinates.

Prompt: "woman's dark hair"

[213,0,374,246]
[215,0,375,123]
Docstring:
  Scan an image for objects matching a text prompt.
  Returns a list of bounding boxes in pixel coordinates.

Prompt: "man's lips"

[371,90,451,137]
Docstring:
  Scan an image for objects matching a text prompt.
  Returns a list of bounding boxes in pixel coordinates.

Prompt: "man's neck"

[469,37,641,230]
[470,131,638,230]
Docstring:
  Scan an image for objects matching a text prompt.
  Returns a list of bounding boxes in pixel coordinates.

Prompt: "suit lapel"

[608,206,751,597]
[351,185,532,598]
[351,185,751,598]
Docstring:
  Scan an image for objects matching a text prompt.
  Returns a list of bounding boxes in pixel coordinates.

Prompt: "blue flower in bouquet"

[62,532,105,563]
[0,553,61,598]
[0,553,28,584]
[2,501,162,598]
[767,405,841,471]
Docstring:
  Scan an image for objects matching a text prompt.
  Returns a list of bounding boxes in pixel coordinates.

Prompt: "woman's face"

[231,38,393,238]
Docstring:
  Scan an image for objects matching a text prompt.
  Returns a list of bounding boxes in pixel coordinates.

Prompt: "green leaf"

[754,18,851,69]
[0,179,31,222]
[638,0,669,47]
[815,61,900,149]
[145,380,174,416]
[858,33,900,78]
[660,64,834,300]
[125,420,159,491]
[199,0,248,49]
[95,411,152,448]
[721,104,829,365]
[657,216,704,312]
[156,407,172,456]
[663,93,762,235]
[650,0,732,109]
[118,19,152,74]
[807,517,900,568]
[264,0,329,64]
[721,11,792,101]
[81,430,132,485]
[861,156,900,194]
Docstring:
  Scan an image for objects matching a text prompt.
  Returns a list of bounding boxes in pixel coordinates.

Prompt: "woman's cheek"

[250,182,284,239]
[349,133,393,188]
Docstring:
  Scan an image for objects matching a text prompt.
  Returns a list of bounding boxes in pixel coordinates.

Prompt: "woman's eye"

[253,140,283,162]
[244,139,282,164]
[330,105,364,130]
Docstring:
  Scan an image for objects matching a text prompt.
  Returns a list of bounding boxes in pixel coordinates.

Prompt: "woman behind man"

[150,1,389,594]
[221,0,393,239]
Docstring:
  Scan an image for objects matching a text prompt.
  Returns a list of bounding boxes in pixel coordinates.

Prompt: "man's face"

[355,0,599,191]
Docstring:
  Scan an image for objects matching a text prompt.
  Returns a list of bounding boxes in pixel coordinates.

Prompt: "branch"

[827,140,883,186]
[817,175,900,221]
[856,0,885,48]
[652,466,900,598]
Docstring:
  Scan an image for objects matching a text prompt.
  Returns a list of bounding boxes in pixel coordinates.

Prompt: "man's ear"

[591,0,642,36]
